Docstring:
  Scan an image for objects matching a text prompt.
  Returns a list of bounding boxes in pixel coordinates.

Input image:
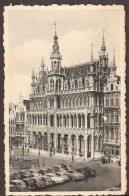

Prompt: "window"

[115,94,119,106]
[56,79,61,91]
[111,84,113,91]
[111,114,114,122]
[50,79,54,91]
[106,96,109,106]
[87,113,91,128]
[110,95,114,106]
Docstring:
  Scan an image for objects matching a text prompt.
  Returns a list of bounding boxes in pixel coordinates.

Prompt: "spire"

[91,43,94,62]
[32,68,35,77]
[41,57,45,71]
[101,29,106,56]
[113,49,116,67]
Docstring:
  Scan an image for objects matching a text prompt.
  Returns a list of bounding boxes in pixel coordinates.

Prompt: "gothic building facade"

[26,28,121,159]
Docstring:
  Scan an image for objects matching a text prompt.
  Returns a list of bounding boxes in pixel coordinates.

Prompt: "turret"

[50,23,62,71]
[110,49,117,75]
[41,57,45,72]
[31,68,36,94]
[99,30,108,70]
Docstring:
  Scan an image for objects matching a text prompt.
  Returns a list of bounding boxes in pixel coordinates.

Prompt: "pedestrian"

[108,155,111,163]
[72,154,74,161]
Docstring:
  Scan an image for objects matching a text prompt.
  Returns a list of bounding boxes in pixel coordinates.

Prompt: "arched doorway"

[50,114,54,127]
[43,132,48,151]
[87,135,92,158]
[71,134,76,153]
[79,135,84,157]
[57,134,61,153]
[64,134,68,154]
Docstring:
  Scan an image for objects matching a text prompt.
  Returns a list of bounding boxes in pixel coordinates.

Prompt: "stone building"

[9,103,16,148]
[26,27,121,160]
[103,50,121,157]
[15,94,30,148]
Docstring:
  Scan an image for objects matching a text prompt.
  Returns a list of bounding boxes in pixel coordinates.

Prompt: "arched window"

[50,79,54,91]
[87,113,91,128]
[115,94,119,106]
[56,79,61,91]
[106,127,109,139]
[110,127,114,139]
[111,83,113,91]
[110,95,114,106]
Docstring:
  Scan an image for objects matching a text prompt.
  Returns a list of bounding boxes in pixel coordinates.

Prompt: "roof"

[23,100,30,109]
[65,62,97,79]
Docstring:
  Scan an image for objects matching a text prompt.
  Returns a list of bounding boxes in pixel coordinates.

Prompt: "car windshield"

[56,173,61,177]
[46,169,52,173]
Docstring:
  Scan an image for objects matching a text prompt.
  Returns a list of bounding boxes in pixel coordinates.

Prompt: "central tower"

[50,23,62,71]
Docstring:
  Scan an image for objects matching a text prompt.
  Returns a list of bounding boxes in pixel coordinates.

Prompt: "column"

[84,135,87,160]
[47,134,50,152]
[37,135,38,149]
[76,136,79,157]
[42,135,44,150]
[54,135,57,154]
[91,135,94,159]
[54,114,56,127]
[76,114,78,128]
[68,135,71,156]
[85,115,87,128]
[96,137,98,151]
[61,135,64,154]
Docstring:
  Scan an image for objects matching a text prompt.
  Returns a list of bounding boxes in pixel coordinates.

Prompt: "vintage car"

[45,173,64,184]
[61,164,73,172]
[38,167,53,176]
[81,167,98,177]
[31,176,46,188]
[52,165,67,173]
[10,180,28,191]
[23,177,36,190]
[28,168,38,173]
[41,175,55,186]
[10,173,22,180]
[66,170,84,181]
[9,184,17,192]
[56,172,70,182]
[18,169,27,174]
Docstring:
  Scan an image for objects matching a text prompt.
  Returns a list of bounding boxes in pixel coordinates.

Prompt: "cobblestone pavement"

[9,147,121,191]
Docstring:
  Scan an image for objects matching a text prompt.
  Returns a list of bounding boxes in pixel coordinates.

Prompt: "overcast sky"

[5,5,123,104]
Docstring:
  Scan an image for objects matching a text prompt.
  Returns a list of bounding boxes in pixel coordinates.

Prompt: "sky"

[5,5,123,104]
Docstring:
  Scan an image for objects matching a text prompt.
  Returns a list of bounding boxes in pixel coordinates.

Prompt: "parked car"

[56,172,70,182]
[61,164,73,172]
[41,175,55,186]
[46,173,64,184]
[38,167,53,176]
[10,173,22,180]
[66,170,84,181]
[81,167,98,177]
[31,176,46,188]
[9,184,17,192]
[10,180,28,191]
[52,165,67,173]
[23,177,36,190]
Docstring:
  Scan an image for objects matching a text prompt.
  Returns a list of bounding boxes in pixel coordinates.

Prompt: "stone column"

[54,135,57,154]
[42,135,44,150]
[76,114,78,128]
[84,135,87,160]
[68,135,71,156]
[85,115,87,128]
[36,135,38,149]
[76,136,79,157]
[61,135,64,154]
[47,134,50,152]
[91,135,94,159]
